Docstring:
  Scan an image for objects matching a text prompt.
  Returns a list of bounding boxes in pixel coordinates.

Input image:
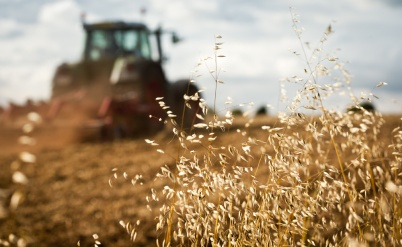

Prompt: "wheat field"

[1,13,401,246]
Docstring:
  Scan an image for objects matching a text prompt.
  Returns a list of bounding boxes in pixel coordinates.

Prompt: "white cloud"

[0,0,84,105]
[38,0,81,25]
[0,19,25,39]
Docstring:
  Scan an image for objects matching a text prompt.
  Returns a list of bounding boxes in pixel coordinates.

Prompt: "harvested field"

[0,116,271,246]
[0,115,401,246]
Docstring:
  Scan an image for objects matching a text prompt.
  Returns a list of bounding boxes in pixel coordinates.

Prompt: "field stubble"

[0,114,400,246]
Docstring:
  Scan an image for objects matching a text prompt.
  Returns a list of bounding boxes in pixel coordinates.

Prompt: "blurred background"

[0,0,401,115]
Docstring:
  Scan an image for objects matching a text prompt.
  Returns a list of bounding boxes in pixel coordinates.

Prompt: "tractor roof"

[83,21,148,31]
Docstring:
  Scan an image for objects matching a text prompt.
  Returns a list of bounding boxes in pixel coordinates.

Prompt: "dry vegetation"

[0,113,400,246]
[1,9,401,247]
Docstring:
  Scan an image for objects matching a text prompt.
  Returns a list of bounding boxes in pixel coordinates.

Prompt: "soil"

[0,115,400,246]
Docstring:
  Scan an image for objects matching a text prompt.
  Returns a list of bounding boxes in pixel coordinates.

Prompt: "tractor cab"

[51,21,168,98]
[82,22,153,62]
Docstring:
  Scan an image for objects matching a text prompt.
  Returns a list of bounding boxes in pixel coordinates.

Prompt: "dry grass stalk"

[114,10,401,247]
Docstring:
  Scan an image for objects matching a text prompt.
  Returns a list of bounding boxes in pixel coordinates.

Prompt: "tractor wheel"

[168,80,202,131]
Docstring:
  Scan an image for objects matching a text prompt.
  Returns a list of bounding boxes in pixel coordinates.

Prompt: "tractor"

[42,20,200,140]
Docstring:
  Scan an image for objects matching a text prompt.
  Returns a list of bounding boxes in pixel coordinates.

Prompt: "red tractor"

[45,21,201,140]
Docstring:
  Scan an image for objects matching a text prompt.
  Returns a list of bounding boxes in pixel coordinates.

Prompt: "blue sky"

[0,0,401,114]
